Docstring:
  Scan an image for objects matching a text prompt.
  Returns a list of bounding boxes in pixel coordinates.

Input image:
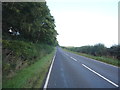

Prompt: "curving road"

[44,47,119,88]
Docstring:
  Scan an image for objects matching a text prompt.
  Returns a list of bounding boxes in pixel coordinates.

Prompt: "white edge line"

[43,52,56,89]
[93,59,119,68]
[82,64,119,87]
[80,55,118,68]
[66,51,119,68]
[88,57,119,68]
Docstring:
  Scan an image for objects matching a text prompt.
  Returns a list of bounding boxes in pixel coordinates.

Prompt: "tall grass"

[3,50,55,88]
[2,40,55,88]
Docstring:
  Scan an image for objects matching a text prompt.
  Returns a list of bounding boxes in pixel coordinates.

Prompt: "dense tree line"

[2,2,58,46]
[63,43,120,60]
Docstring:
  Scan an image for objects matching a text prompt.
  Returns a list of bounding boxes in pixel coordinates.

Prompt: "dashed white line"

[70,57,77,62]
[43,52,56,89]
[82,64,119,87]
[65,53,69,56]
[65,53,118,87]
[65,53,77,62]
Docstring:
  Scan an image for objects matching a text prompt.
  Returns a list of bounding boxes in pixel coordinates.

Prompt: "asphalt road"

[44,47,119,88]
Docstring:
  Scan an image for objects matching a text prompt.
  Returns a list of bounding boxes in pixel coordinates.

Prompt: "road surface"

[44,47,119,88]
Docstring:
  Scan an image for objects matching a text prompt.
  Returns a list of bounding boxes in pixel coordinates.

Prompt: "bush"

[63,43,119,60]
[2,40,54,78]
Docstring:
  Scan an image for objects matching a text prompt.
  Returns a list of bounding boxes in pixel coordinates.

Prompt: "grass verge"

[63,48,120,67]
[3,49,55,88]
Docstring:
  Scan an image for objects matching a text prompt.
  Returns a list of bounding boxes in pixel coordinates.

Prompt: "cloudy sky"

[46,0,119,47]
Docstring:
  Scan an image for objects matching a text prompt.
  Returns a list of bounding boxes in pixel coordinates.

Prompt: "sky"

[46,0,119,47]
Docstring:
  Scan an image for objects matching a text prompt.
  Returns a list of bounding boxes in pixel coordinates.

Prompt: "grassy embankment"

[63,48,120,67]
[3,40,55,88]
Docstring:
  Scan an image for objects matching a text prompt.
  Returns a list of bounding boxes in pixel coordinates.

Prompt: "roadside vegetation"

[62,44,120,67]
[2,2,58,88]
[3,49,55,88]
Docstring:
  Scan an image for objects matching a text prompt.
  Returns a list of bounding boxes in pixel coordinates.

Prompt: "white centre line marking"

[44,52,56,89]
[65,53,69,56]
[70,57,77,62]
[82,64,119,87]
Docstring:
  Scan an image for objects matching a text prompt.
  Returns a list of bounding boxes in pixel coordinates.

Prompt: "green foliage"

[3,40,53,58]
[63,48,119,67]
[2,40,54,80]
[63,43,120,60]
[108,45,120,60]
[2,2,58,46]
[2,2,58,88]
[3,50,55,88]
[92,43,107,56]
